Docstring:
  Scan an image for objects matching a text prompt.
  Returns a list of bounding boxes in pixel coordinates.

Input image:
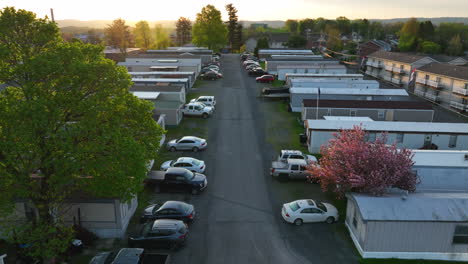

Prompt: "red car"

[256,75,275,83]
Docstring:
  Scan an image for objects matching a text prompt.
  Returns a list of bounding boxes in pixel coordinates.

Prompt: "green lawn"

[360,258,468,264]
[259,61,265,69]
[271,80,285,87]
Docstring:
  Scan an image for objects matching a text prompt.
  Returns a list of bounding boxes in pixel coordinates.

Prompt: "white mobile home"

[301,99,434,122]
[411,150,468,192]
[118,58,202,75]
[132,78,191,92]
[266,60,339,75]
[131,91,184,126]
[289,79,380,89]
[290,88,409,112]
[346,192,468,262]
[285,73,363,84]
[129,71,196,88]
[258,49,314,60]
[305,119,468,153]
[278,64,347,80]
[130,85,186,104]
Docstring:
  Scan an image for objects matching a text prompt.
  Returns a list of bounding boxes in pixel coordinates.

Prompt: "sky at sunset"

[2,0,468,21]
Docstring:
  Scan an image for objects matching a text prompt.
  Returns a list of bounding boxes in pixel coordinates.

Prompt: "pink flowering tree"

[308,125,418,198]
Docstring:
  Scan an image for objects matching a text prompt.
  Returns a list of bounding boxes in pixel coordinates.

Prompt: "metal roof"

[348,192,468,222]
[132,78,189,83]
[278,64,346,69]
[259,49,313,54]
[290,88,408,96]
[412,150,468,168]
[367,50,431,64]
[417,62,468,81]
[302,99,432,110]
[323,116,373,121]
[131,91,160,100]
[306,119,468,134]
[286,73,363,79]
[129,71,195,75]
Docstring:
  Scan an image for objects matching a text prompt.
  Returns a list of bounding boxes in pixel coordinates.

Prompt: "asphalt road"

[170,54,358,264]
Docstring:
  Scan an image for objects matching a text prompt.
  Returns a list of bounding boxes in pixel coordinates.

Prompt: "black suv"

[128,219,189,249]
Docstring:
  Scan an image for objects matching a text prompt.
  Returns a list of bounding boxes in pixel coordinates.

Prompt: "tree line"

[72,4,242,53]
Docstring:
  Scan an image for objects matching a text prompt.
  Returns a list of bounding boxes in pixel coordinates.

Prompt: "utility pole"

[50,8,55,22]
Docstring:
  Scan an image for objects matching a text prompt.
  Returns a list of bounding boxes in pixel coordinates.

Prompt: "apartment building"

[366,51,435,89]
[414,62,468,113]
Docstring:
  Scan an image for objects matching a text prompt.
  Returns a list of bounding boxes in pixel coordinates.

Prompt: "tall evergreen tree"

[225,3,239,50]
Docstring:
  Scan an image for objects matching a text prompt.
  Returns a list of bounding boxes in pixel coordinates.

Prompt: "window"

[291,165,299,170]
[326,108,332,116]
[465,83,468,90]
[396,133,404,143]
[453,226,468,244]
[316,201,327,212]
[309,208,323,214]
[366,133,376,142]
[352,211,358,228]
[128,67,133,71]
[400,65,404,70]
[436,77,441,83]
[301,208,312,213]
[425,74,429,80]
[289,202,300,211]
[377,110,385,119]
[350,110,357,117]
[449,135,458,148]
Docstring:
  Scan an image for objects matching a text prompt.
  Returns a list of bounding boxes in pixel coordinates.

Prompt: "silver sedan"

[161,157,206,173]
[166,136,207,152]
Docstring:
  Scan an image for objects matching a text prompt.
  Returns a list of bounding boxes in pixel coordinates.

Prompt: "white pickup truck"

[190,96,216,108]
[181,102,213,119]
[278,150,317,163]
[270,158,311,180]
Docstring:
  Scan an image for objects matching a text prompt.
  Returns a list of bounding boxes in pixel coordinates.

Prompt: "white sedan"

[160,157,206,173]
[282,199,338,226]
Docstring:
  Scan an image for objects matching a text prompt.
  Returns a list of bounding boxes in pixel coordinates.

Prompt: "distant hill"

[370,17,468,25]
[56,17,468,30]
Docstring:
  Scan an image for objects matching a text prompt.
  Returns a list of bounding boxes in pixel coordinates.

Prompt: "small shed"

[346,192,468,262]
[132,78,190,92]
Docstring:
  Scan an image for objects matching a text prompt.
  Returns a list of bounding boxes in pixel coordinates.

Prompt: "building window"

[350,110,357,117]
[425,74,429,80]
[352,211,358,228]
[365,133,376,142]
[396,133,404,143]
[453,226,468,244]
[326,108,332,116]
[449,135,458,148]
[465,83,468,89]
[377,110,385,119]
[436,77,441,83]
[127,67,133,72]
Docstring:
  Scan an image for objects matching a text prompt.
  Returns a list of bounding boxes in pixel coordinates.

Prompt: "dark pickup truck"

[145,167,208,194]
[89,248,170,264]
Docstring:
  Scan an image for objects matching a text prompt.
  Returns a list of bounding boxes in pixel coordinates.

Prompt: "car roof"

[295,199,316,208]
[159,201,189,211]
[180,136,202,141]
[152,219,185,230]
[111,248,144,264]
[281,150,303,155]
[166,167,191,174]
[198,96,214,99]
[286,158,308,165]
[176,157,196,163]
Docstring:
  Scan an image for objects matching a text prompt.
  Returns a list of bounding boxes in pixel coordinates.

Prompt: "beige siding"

[366,221,468,253]
[346,200,367,248]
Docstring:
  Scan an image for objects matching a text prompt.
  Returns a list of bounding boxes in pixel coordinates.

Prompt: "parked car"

[256,75,275,83]
[181,102,213,118]
[141,201,195,223]
[245,64,261,71]
[128,219,189,249]
[248,69,268,76]
[161,157,206,173]
[204,62,220,67]
[278,150,317,163]
[200,68,219,74]
[203,65,219,71]
[262,87,290,95]
[89,248,170,264]
[199,71,222,80]
[243,61,259,67]
[166,136,207,152]
[281,199,338,226]
[190,96,216,108]
[270,158,311,180]
[145,167,208,194]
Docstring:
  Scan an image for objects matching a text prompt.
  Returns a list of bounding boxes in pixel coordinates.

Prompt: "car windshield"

[289,202,300,212]
[192,159,201,166]
[316,201,327,212]
[185,170,195,180]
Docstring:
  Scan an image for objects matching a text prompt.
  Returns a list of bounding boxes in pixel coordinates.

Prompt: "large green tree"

[192,5,227,50]
[153,24,171,49]
[398,18,419,51]
[175,17,192,46]
[134,20,153,50]
[0,7,163,261]
[105,18,134,54]
[299,18,315,35]
[446,34,464,56]
[285,19,299,34]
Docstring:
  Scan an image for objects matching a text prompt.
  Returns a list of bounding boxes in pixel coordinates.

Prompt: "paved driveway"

[168,54,358,264]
